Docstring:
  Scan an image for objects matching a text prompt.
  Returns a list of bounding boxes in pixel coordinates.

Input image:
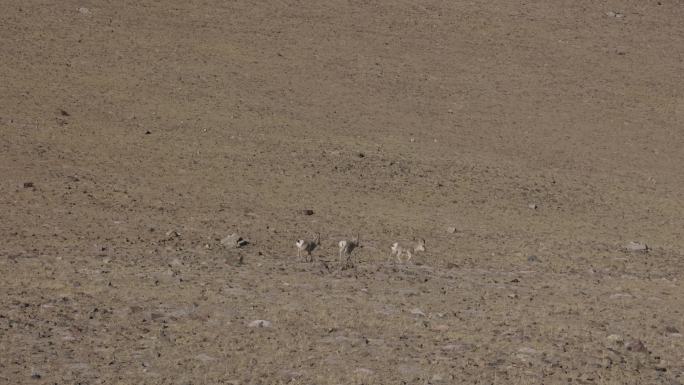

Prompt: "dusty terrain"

[2,0,684,384]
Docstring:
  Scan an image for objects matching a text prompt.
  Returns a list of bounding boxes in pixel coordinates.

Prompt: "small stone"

[165,230,180,239]
[431,324,449,332]
[528,203,538,209]
[145,130,151,135]
[221,233,248,248]
[518,347,541,355]
[607,334,624,343]
[409,308,426,317]
[23,182,34,188]
[606,11,616,17]
[609,293,633,300]
[446,226,457,234]
[195,353,216,362]
[626,241,648,252]
[279,370,303,382]
[248,319,272,328]
[624,339,648,353]
[527,255,539,262]
[78,7,90,14]
[357,152,365,158]
[354,368,374,376]
[31,372,41,379]
[665,326,679,334]
[442,343,469,352]
[507,293,518,299]
[299,209,314,216]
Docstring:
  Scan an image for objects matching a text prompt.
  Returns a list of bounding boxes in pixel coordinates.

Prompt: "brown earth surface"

[2,0,684,384]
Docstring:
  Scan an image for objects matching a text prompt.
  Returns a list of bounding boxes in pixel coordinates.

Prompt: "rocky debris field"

[2,0,684,384]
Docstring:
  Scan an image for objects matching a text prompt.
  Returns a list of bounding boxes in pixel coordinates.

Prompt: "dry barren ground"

[1,0,684,384]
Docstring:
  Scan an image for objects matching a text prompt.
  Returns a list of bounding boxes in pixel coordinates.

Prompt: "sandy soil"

[2,0,684,384]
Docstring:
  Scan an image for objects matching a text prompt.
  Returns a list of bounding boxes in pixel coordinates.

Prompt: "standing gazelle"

[390,238,426,263]
[338,233,360,268]
[296,232,320,262]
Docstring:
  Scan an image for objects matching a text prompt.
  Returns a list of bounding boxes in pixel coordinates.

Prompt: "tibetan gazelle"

[390,238,426,263]
[296,232,321,262]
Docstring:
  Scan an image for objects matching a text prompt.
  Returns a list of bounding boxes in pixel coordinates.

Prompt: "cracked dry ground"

[2,0,684,384]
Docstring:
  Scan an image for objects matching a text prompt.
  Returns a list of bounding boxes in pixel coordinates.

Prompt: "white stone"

[409,308,426,316]
[625,241,648,252]
[247,319,272,328]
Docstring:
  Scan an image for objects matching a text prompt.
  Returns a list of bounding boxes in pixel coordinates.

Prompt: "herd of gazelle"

[295,233,426,267]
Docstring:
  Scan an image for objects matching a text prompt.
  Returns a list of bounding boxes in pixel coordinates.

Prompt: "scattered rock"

[527,255,540,262]
[624,339,648,353]
[30,372,41,379]
[145,130,151,135]
[221,233,248,248]
[507,293,518,299]
[60,109,70,116]
[23,182,34,188]
[665,326,680,334]
[164,230,181,239]
[247,319,272,328]
[625,241,648,252]
[357,152,365,158]
[446,226,457,234]
[528,203,538,209]
[409,308,426,317]
[78,7,90,15]
[298,209,315,216]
